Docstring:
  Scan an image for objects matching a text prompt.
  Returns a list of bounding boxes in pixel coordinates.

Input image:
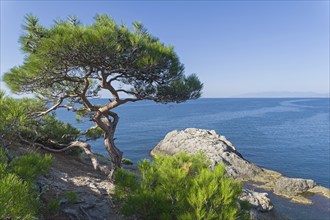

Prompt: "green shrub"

[113,167,139,200]
[0,92,45,144]
[84,126,103,140]
[238,200,252,219]
[10,153,52,181]
[114,153,245,220]
[0,163,8,178]
[37,114,80,144]
[0,173,39,219]
[0,148,8,164]
[0,149,53,219]
[47,198,61,214]
[121,158,134,165]
[63,191,78,204]
[0,91,81,147]
[68,146,84,156]
[0,148,9,178]
[46,191,78,215]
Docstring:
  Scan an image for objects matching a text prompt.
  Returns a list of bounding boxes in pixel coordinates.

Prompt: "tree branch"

[121,97,142,103]
[58,105,78,111]
[37,92,85,116]
[116,89,138,96]
[106,111,119,131]
[108,74,124,83]
[38,99,63,116]
[77,68,98,111]
[94,69,121,102]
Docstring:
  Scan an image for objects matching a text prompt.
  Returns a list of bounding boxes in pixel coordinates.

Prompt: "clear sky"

[1,1,329,98]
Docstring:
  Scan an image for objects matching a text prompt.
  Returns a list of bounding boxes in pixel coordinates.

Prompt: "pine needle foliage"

[10,153,52,181]
[114,153,245,220]
[4,14,203,103]
[0,173,39,219]
[0,91,44,142]
[0,92,80,146]
[121,157,134,165]
[36,114,80,145]
[0,148,53,219]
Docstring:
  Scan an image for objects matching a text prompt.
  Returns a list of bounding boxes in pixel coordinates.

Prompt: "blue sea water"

[57,98,330,188]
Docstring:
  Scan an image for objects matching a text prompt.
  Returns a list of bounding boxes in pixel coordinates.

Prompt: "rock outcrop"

[151,128,330,207]
[274,177,315,196]
[151,128,263,179]
[36,152,123,219]
[239,189,273,212]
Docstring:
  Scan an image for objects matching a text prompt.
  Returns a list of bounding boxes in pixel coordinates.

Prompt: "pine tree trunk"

[104,134,123,178]
[94,110,122,179]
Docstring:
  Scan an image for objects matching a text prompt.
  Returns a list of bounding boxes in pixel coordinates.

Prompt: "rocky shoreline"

[9,128,329,219]
[151,128,330,215]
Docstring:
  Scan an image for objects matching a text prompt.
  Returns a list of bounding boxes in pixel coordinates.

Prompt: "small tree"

[114,153,244,220]
[3,15,203,177]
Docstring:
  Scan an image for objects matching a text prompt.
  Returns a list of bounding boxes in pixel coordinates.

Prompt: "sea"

[56,98,330,219]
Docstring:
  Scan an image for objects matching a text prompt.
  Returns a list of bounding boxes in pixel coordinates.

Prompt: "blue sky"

[1,1,329,98]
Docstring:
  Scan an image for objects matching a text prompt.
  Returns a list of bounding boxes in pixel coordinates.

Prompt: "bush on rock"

[114,153,247,220]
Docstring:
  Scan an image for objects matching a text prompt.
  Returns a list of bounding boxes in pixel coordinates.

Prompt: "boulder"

[152,128,263,179]
[239,189,273,212]
[274,177,315,196]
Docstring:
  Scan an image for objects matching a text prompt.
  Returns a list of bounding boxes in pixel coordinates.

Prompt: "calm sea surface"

[57,98,330,187]
[57,98,330,219]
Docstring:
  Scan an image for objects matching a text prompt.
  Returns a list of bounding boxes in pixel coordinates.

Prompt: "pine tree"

[3,14,203,178]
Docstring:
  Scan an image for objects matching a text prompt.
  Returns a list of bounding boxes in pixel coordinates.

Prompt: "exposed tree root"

[18,134,112,177]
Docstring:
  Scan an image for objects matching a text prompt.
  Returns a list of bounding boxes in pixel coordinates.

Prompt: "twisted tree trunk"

[93,110,122,179]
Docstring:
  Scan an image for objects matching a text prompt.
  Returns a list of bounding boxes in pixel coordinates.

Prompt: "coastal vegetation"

[0,148,52,219]
[114,153,249,220]
[0,87,249,219]
[3,14,203,177]
[0,91,80,148]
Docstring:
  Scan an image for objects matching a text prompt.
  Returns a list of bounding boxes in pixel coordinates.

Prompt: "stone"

[239,189,273,212]
[274,177,315,196]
